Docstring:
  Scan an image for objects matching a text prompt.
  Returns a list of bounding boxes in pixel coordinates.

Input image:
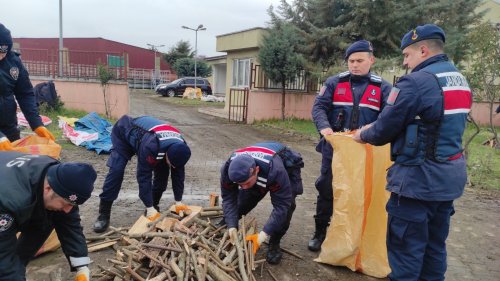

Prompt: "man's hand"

[245,231,268,254]
[34,126,55,141]
[74,266,90,281]
[145,207,161,221]
[353,123,373,144]
[0,137,14,151]
[320,128,334,137]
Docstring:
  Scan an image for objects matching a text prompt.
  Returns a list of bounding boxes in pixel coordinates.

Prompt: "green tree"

[97,62,115,118]
[259,22,305,120]
[163,40,193,66]
[172,57,212,78]
[270,0,483,68]
[464,22,500,147]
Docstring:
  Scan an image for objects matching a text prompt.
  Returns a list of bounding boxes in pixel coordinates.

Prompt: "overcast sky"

[1,0,284,57]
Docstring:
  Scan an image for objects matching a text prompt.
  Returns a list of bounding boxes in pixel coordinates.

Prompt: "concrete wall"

[32,79,129,119]
[246,91,499,127]
[471,102,500,126]
[247,90,316,124]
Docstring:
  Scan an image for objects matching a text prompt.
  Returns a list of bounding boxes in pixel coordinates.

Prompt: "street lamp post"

[147,43,164,88]
[181,24,206,93]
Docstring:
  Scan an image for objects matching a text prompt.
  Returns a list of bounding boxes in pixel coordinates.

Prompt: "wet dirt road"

[27,90,499,280]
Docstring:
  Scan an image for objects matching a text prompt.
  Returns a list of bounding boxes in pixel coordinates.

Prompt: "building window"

[107,55,124,67]
[232,58,250,88]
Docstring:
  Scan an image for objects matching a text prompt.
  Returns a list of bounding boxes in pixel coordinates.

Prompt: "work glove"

[228,227,238,244]
[145,207,161,221]
[174,201,189,215]
[245,231,268,254]
[34,126,55,141]
[74,266,90,281]
[0,137,14,151]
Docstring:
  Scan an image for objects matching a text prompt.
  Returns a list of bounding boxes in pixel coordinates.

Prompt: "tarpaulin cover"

[73,112,113,154]
[12,135,62,160]
[17,111,52,127]
[315,133,392,278]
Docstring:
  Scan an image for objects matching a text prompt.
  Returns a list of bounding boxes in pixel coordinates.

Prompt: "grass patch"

[255,118,499,190]
[463,124,500,190]
[253,118,318,139]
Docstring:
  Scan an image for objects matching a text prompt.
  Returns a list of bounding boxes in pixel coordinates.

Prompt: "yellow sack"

[315,134,392,278]
[12,135,62,255]
[12,135,62,159]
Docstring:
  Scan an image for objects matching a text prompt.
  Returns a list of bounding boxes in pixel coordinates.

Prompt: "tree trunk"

[281,83,286,121]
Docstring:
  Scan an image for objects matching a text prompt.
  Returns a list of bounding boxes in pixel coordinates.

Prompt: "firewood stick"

[266,268,279,281]
[87,237,120,248]
[200,210,224,217]
[207,261,237,281]
[202,252,209,281]
[98,264,124,279]
[126,266,146,281]
[189,249,203,281]
[169,258,183,279]
[107,258,128,266]
[178,252,186,281]
[134,246,173,271]
[194,242,235,272]
[139,242,183,253]
[202,206,222,212]
[216,231,229,256]
[86,235,122,241]
[233,232,249,281]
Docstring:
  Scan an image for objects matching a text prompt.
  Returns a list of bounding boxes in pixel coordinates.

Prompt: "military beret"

[167,142,191,168]
[47,162,97,205]
[228,154,256,183]
[400,24,445,50]
[345,40,374,60]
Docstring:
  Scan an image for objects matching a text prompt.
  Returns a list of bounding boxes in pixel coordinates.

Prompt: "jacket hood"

[0,23,13,52]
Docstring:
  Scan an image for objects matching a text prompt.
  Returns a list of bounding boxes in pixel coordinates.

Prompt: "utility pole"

[181,24,206,92]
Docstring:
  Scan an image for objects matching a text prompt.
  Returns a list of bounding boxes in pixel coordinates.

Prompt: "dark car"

[155,77,212,97]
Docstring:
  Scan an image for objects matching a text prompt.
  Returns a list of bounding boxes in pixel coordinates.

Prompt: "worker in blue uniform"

[0,151,97,281]
[220,142,304,264]
[0,23,54,150]
[93,115,191,233]
[353,24,472,281]
[309,40,392,251]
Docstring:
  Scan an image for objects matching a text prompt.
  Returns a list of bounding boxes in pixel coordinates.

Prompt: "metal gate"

[228,87,249,123]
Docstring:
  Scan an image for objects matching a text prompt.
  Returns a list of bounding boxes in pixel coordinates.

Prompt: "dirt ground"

[26,90,500,280]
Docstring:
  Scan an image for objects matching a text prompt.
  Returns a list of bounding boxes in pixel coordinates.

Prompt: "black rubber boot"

[266,238,283,264]
[308,221,327,252]
[152,192,162,212]
[93,200,113,233]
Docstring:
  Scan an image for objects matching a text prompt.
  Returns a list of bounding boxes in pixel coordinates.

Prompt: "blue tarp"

[75,112,113,154]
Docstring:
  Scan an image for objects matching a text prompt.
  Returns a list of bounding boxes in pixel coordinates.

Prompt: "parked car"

[155,77,212,97]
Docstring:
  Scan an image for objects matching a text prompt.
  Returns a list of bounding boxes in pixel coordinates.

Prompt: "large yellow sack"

[315,134,392,278]
[12,135,62,159]
[12,135,62,256]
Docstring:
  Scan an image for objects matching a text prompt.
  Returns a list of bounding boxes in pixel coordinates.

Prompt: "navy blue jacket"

[124,116,186,205]
[0,52,43,139]
[312,72,392,133]
[361,54,471,201]
[220,144,293,235]
[0,152,89,280]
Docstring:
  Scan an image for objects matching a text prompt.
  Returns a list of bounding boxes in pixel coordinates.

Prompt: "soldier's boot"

[93,200,113,233]
[308,221,327,252]
[266,237,283,264]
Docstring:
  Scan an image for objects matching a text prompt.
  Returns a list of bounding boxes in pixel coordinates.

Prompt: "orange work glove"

[175,204,189,215]
[34,126,55,141]
[74,266,90,281]
[245,231,268,255]
[0,137,14,151]
[146,207,161,221]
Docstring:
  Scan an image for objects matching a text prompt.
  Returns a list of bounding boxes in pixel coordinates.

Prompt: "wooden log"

[189,249,203,281]
[88,240,119,252]
[200,211,224,217]
[139,242,183,253]
[126,267,146,281]
[149,272,168,281]
[178,253,186,281]
[233,232,249,281]
[267,269,279,281]
[207,261,237,281]
[201,206,222,212]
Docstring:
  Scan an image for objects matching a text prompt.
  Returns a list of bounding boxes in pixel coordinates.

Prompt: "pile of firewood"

[87,205,279,281]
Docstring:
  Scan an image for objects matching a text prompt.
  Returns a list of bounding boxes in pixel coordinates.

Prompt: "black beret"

[345,40,373,60]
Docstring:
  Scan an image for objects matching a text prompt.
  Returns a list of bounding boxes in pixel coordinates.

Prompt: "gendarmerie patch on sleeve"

[387,87,400,105]
[318,86,326,96]
[0,214,14,232]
